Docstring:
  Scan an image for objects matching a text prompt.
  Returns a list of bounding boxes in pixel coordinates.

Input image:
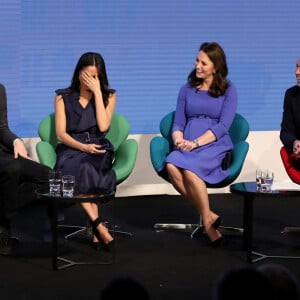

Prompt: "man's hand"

[13,138,32,160]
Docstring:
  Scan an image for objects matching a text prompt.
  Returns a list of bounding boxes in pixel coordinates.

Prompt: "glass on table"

[260,170,274,192]
[48,170,62,194]
[256,169,267,187]
[62,175,75,197]
[256,169,274,192]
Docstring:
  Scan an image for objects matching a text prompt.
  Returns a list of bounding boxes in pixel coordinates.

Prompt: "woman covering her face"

[54,52,116,251]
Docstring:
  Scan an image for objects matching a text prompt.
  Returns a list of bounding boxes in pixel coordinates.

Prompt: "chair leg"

[105,222,133,237]
[60,224,89,240]
[59,216,91,240]
[154,218,201,239]
[281,227,300,234]
[219,225,244,233]
[190,216,205,239]
[154,223,199,230]
[155,215,244,239]
[62,222,134,240]
[111,225,133,237]
[196,215,244,235]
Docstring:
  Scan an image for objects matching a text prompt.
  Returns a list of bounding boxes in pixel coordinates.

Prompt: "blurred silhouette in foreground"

[257,263,300,300]
[100,276,150,300]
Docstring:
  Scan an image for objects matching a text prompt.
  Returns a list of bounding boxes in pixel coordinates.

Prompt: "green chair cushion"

[36,111,138,185]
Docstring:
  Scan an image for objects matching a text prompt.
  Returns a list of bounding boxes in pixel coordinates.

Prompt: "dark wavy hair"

[68,52,114,107]
[188,42,229,97]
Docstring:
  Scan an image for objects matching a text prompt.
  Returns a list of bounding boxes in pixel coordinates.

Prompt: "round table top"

[35,188,114,204]
[230,181,300,197]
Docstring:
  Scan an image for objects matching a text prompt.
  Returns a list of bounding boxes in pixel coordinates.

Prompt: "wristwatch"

[193,139,200,147]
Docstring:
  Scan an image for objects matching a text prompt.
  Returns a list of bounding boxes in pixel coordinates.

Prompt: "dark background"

[1,193,300,300]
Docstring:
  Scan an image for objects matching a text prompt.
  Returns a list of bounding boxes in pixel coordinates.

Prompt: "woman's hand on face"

[80,71,101,95]
[85,143,106,155]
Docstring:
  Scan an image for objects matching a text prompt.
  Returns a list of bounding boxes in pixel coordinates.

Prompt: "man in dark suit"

[0,83,51,255]
[280,56,300,163]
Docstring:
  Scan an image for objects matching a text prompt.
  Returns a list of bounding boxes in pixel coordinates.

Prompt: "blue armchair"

[150,111,250,238]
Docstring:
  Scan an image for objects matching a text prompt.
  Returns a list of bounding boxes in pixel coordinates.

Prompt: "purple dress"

[54,89,116,195]
[165,82,237,184]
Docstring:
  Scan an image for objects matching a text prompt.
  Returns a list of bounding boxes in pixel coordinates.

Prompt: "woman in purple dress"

[165,42,237,246]
[54,52,116,251]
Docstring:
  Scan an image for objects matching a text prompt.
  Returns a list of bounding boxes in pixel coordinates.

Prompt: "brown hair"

[188,42,229,97]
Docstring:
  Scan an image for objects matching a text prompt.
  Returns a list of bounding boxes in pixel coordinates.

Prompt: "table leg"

[49,201,59,271]
[45,194,116,270]
[243,194,254,263]
[243,194,300,263]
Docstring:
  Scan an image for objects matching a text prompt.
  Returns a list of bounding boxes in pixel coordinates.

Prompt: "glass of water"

[62,175,75,197]
[256,169,267,188]
[48,170,62,194]
[260,169,274,192]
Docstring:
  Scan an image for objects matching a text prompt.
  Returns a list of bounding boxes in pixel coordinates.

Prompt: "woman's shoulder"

[178,82,193,93]
[55,87,71,96]
[182,82,191,89]
[224,81,237,95]
[55,88,79,103]
[227,80,236,90]
[108,88,116,94]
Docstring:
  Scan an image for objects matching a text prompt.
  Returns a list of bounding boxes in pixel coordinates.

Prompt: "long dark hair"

[188,42,229,97]
[69,52,114,107]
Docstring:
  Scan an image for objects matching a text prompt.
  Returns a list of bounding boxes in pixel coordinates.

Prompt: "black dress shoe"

[212,217,223,229]
[0,226,18,256]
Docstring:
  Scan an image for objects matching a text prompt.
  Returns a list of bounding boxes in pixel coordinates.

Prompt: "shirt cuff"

[13,138,22,147]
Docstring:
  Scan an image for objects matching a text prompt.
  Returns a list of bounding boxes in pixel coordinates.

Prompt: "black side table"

[230,181,300,263]
[36,189,115,270]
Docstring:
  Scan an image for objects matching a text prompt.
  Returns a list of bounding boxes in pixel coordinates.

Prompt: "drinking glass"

[256,169,267,188]
[260,170,274,192]
[48,170,62,194]
[62,175,75,197]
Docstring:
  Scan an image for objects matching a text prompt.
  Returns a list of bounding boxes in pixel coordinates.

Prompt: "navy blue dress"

[54,89,116,195]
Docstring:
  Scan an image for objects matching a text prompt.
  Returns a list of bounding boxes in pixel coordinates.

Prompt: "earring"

[212,71,216,75]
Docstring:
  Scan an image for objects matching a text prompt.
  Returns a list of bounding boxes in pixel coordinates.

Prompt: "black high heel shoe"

[211,236,223,248]
[91,217,114,252]
[212,217,223,229]
[206,223,223,247]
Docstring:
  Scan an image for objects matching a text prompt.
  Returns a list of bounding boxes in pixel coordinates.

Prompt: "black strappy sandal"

[91,217,114,252]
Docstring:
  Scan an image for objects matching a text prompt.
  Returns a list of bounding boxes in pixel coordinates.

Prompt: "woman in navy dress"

[165,42,237,246]
[54,52,116,251]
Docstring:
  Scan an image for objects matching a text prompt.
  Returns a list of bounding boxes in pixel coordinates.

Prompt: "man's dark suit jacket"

[0,83,19,154]
[280,85,300,154]
[0,83,51,221]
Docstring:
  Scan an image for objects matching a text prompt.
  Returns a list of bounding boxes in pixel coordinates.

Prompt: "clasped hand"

[293,140,300,158]
[175,138,195,151]
[85,143,106,155]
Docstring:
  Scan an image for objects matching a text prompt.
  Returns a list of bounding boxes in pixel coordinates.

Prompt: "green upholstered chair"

[150,111,250,238]
[36,111,138,237]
